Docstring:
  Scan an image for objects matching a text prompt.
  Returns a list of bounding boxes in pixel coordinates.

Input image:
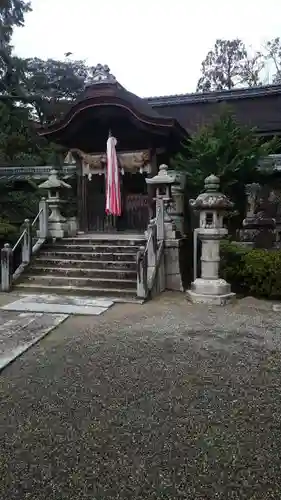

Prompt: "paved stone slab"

[2,294,114,315]
[0,311,67,371]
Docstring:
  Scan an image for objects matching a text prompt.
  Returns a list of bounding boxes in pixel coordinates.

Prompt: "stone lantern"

[146,164,178,239]
[39,169,71,239]
[187,174,235,305]
[146,163,185,291]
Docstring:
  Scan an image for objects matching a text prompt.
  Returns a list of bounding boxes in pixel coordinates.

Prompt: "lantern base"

[48,220,68,239]
[187,290,236,306]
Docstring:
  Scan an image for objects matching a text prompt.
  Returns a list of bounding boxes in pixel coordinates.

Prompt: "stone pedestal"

[164,220,177,240]
[47,197,68,239]
[164,239,185,291]
[187,233,235,305]
[187,280,234,305]
[240,215,276,249]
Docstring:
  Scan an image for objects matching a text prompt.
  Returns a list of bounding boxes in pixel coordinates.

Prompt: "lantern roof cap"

[190,174,233,211]
[146,164,176,185]
[38,169,71,190]
[204,174,220,191]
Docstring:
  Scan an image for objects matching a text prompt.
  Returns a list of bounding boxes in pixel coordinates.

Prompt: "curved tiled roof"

[38,65,187,139]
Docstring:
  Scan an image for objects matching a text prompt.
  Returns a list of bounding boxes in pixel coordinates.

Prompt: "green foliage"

[0,100,64,240]
[220,240,281,299]
[173,110,280,235]
[220,240,250,294]
[0,179,41,222]
[0,218,17,238]
[17,57,96,123]
[0,100,63,164]
[21,57,93,100]
[0,0,31,98]
[173,110,280,223]
[0,0,31,45]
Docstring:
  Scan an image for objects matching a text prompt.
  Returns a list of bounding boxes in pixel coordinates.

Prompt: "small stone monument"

[187,174,235,305]
[39,169,71,239]
[239,183,276,249]
[167,168,186,236]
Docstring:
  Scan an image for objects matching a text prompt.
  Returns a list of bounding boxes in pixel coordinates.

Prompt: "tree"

[0,99,63,164]
[0,0,33,117]
[263,37,281,83]
[15,57,96,123]
[0,0,31,45]
[239,51,265,87]
[173,108,280,227]
[0,98,65,237]
[197,39,264,91]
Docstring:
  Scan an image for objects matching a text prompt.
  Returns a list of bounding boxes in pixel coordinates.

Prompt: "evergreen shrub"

[220,240,281,299]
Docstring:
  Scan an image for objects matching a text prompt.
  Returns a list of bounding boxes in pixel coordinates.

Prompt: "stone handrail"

[1,197,49,291]
[136,198,165,299]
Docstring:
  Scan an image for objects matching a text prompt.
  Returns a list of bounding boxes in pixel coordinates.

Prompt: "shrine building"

[36,64,281,235]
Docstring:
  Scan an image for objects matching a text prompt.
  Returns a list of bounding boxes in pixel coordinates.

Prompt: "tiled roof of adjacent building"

[146,84,281,135]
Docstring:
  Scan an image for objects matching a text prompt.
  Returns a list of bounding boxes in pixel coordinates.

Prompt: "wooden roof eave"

[37,96,187,141]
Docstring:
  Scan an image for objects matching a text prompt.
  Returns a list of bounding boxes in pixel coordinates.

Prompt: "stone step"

[61,238,145,246]
[27,266,137,280]
[44,243,141,253]
[33,258,136,271]
[39,251,137,262]
[18,274,137,290]
[13,283,137,299]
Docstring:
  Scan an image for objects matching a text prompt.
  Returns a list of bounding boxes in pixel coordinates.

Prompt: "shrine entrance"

[85,171,149,233]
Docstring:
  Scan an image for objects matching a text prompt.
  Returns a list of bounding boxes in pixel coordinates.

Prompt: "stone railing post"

[22,219,32,264]
[146,221,157,281]
[156,198,164,241]
[39,197,49,239]
[1,243,13,291]
[136,246,148,298]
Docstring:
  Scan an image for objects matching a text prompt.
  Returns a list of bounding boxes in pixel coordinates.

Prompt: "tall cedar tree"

[197,39,264,91]
[173,108,280,228]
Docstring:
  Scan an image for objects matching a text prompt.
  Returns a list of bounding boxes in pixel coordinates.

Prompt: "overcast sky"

[12,0,281,97]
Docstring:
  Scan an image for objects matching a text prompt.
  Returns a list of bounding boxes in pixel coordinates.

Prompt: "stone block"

[186,290,236,305]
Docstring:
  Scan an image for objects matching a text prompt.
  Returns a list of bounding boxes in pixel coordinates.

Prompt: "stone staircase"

[14,235,145,300]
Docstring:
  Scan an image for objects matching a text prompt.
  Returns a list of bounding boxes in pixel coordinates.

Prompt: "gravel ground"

[1,293,281,499]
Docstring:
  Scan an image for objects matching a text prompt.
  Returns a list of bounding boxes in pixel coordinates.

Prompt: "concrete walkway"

[0,309,67,371]
[1,293,281,499]
[0,293,114,371]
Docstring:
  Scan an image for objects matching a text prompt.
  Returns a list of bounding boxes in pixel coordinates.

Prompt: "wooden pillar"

[76,156,84,232]
[147,149,157,220]
[82,175,88,231]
